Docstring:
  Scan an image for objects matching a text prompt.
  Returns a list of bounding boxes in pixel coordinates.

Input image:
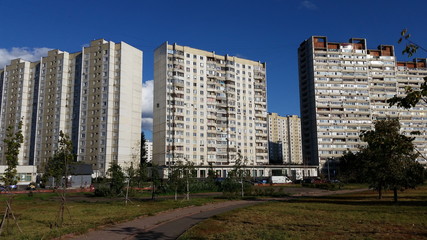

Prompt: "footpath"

[66,188,368,240]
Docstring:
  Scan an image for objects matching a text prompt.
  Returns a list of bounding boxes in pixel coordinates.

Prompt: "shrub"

[94,186,112,197]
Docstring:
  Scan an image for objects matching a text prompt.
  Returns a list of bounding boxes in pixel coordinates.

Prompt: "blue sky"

[1,0,427,140]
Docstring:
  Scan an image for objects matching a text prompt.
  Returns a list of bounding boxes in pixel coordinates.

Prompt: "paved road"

[69,188,368,240]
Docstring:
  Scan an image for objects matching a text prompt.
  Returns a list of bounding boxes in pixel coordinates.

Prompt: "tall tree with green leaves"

[339,119,424,202]
[140,132,147,165]
[3,120,24,187]
[44,131,75,187]
[136,132,149,187]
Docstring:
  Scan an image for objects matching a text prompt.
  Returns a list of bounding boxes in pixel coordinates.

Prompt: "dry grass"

[0,191,220,239]
[180,185,427,240]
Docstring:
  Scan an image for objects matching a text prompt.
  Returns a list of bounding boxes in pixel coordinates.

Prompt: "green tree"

[339,119,424,202]
[136,132,149,187]
[338,151,367,183]
[44,131,75,187]
[136,162,148,188]
[223,154,251,198]
[181,159,196,200]
[3,120,24,187]
[150,164,162,200]
[140,132,147,165]
[168,159,197,200]
[107,163,126,195]
[168,162,183,201]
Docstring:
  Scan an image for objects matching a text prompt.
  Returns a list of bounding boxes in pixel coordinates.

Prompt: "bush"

[94,186,112,197]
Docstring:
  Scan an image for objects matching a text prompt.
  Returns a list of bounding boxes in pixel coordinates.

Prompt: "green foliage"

[136,162,148,187]
[398,29,420,57]
[43,131,75,187]
[3,120,24,187]
[167,159,197,200]
[388,29,427,109]
[222,155,252,198]
[338,151,366,183]
[107,163,126,195]
[339,119,425,201]
[150,164,162,200]
[140,132,147,165]
[387,77,427,109]
[94,186,113,197]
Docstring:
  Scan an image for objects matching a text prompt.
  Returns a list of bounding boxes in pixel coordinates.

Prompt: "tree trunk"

[186,178,190,200]
[174,186,178,201]
[241,177,244,198]
[378,185,382,199]
[151,181,155,200]
[393,187,398,203]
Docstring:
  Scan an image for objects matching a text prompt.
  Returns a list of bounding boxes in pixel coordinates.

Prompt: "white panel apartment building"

[268,113,303,164]
[0,39,142,177]
[144,140,153,162]
[298,36,427,169]
[153,43,268,171]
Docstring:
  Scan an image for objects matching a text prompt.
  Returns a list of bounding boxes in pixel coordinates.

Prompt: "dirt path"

[67,188,368,240]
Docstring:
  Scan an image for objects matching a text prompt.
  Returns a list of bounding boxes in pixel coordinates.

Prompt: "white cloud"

[0,47,51,68]
[142,80,153,131]
[300,0,317,10]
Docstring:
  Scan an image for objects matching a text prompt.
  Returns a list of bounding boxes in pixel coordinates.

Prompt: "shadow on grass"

[107,226,168,240]
[288,195,427,207]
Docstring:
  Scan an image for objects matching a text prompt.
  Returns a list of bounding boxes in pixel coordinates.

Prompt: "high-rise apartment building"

[268,113,303,164]
[144,140,153,162]
[298,36,427,169]
[153,42,268,168]
[0,39,142,176]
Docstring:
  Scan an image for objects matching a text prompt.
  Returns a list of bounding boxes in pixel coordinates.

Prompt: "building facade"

[153,42,268,168]
[298,36,427,169]
[268,113,303,164]
[144,140,153,162]
[0,39,142,177]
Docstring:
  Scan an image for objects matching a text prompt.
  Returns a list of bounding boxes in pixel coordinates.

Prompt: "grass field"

[179,185,427,240]
[0,191,220,240]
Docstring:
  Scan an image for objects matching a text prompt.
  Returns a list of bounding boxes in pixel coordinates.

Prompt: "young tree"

[168,162,183,201]
[44,131,75,188]
[136,162,148,188]
[150,164,161,200]
[3,121,24,188]
[107,163,126,195]
[339,119,424,201]
[223,154,250,198]
[182,159,196,200]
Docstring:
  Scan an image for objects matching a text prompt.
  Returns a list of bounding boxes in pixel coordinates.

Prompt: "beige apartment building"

[299,36,427,171]
[268,113,303,164]
[153,42,268,171]
[0,39,142,178]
